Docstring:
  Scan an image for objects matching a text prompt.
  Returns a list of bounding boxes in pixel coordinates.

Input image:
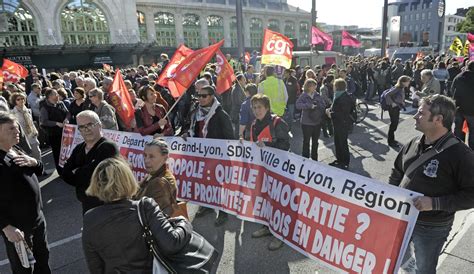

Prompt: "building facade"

[441,14,466,53]
[388,0,446,50]
[0,0,311,68]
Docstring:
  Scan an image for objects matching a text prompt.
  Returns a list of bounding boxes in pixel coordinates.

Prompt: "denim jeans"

[401,222,452,274]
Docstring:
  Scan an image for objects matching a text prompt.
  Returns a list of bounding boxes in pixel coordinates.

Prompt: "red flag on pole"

[2,58,29,83]
[157,44,194,89]
[341,30,361,48]
[215,49,236,94]
[108,69,135,128]
[168,40,225,98]
[261,29,294,69]
[244,52,251,64]
[311,26,333,51]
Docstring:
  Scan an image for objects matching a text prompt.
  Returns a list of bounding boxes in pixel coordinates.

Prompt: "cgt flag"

[109,69,135,129]
[261,29,294,69]
[1,58,29,83]
[311,26,333,51]
[464,39,470,56]
[341,30,361,48]
[157,44,194,95]
[170,40,225,98]
[215,49,236,94]
[449,36,463,56]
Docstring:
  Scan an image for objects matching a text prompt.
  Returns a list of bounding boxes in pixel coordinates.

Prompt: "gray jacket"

[94,101,118,130]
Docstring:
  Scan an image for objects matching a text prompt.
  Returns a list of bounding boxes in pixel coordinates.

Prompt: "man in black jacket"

[0,112,51,273]
[284,69,299,131]
[182,85,235,226]
[452,61,474,148]
[389,95,474,274]
[61,110,119,214]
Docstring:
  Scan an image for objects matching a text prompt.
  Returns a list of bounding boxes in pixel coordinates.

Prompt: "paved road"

[1,102,473,273]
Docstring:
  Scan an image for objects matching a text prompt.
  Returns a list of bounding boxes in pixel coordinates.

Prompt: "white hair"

[195,78,209,87]
[84,78,97,88]
[421,69,433,78]
[77,110,101,124]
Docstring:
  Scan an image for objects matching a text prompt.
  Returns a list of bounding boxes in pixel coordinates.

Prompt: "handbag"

[137,198,219,274]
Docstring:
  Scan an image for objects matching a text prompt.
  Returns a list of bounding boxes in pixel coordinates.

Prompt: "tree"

[457,7,474,33]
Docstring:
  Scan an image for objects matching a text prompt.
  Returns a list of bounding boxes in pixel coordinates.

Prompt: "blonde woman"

[10,92,41,161]
[82,157,192,273]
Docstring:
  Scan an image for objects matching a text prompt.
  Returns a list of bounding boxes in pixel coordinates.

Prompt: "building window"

[299,22,309,47]
[403,25,408,32]
[421,12,425,20]
[428,12,431,20]
[137,11,147,43]
[154,12,176,47]
[268,19,280,32]
[230,16,237,48]
[415,24,419,31]
[284,20,295,38]
[207,15,224,44]
[250,17,263,48]
[1,6,38,47]
[61,1,109,45]
[410,14,414,21]
[415,13,420,20]
[183,13,200,48]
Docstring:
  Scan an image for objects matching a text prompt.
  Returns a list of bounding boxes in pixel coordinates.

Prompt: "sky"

[286,0,472,28]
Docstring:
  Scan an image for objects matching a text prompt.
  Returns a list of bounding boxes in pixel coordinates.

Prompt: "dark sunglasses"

[197,94,211,98]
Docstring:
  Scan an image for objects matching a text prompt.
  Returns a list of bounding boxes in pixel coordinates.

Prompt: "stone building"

[0,0,311,68]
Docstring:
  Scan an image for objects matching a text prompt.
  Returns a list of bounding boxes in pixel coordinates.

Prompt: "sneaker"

[268,237,284,251]
[214,212,228,226]
[195,206,213,218]
[251,226,271,238]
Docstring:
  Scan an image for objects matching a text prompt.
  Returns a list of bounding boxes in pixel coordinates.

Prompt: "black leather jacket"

[82,198,192,274]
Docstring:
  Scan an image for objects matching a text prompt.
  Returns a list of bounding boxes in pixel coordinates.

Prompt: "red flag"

[109,69,135,128]
[215,49,236,94]
[468,33,474,43]
[157,45,194,90]
[2,59,29,83]
[103,63,111,72]
[311,26,333,51]
[244,52,251,64]
[169,40,225,98]
[463,120,469,134]
[341,30,361,48]
[261,29,294,69]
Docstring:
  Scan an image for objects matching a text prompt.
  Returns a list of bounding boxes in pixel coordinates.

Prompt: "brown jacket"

[135,166,178,215]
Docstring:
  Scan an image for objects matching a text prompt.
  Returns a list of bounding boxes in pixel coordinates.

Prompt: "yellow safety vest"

[259,76,287,116]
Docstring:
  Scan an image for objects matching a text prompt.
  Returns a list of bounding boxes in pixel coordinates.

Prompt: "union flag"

[1,59,29,83]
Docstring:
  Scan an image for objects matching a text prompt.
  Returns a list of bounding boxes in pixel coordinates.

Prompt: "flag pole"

[162,92,185,120]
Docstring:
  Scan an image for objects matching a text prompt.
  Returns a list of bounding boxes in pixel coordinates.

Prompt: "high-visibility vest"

[259,76,287,116]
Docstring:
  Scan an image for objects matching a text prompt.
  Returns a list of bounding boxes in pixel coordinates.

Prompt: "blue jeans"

[454,112,474,149]
[401,223,452,274]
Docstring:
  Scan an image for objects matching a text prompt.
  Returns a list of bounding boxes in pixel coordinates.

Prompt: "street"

[1,102,473,274]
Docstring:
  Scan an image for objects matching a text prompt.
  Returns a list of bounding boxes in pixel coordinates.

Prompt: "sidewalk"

[437,209,474,273]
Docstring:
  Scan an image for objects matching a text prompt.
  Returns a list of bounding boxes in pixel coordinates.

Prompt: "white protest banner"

[59,125,421,273]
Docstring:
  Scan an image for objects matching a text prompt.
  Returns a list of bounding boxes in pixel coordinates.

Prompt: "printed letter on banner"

[261,29,294,69]
[60,126,421,273]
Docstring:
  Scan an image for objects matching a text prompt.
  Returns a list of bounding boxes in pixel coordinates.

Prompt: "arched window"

[183,13,200,48]
[299,22,309,47]
[61,1,109,45]
[250,18,263,48]
[0,6,38,47]
[268,19,280,32]
[230,16,237,48]
[207,15,223,44]
[137,11,147,43]
[154,12,175,47]
[284,21,295,39]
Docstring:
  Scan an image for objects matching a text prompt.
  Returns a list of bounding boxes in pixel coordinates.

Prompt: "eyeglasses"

[197,94,211,98]
[78,122,99,132]
[88,94,96,98]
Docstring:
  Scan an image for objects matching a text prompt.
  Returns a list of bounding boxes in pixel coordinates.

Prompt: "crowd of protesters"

[1,50,474,273]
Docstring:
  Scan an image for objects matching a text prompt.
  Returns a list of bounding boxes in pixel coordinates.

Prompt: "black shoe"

[388,141,400,148]
[329,160,339,167]
[214,212,228,226]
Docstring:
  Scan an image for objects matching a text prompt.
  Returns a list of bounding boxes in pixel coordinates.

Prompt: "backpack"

[379,87,393,111]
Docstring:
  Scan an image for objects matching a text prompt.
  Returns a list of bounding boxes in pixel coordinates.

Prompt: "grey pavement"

[1,102,473,273]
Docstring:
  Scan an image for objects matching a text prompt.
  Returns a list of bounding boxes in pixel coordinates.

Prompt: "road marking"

[0,233,83,266]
